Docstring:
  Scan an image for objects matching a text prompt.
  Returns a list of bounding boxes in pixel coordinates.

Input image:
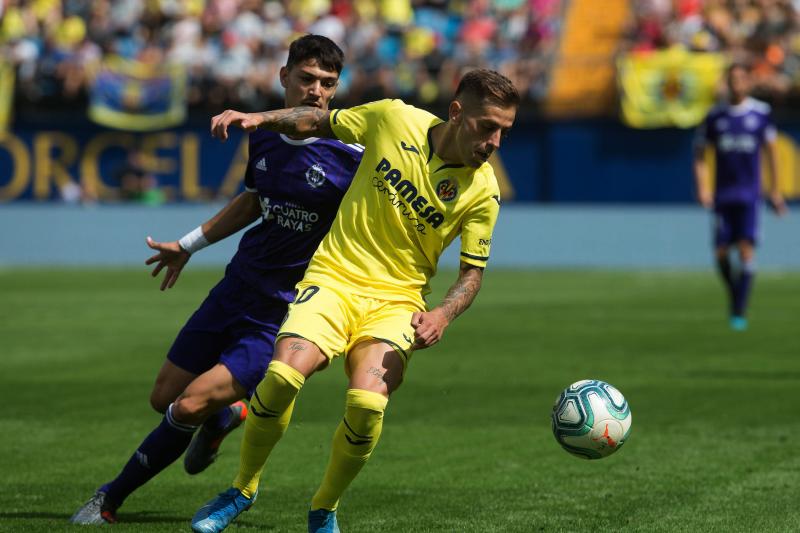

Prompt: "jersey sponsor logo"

[400,141,420,154]
[256,157,267,171]
[719,133,757,153]
[373,157,445,234]
[305,163,326,188]
[479,238,492,246]
[259,196,320,232]
[435,179,458,202]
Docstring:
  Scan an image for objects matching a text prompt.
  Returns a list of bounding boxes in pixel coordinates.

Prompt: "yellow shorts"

[278,282,421,367]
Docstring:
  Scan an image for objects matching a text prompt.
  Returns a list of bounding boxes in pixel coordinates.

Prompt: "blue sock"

[100,403,197,508]
[202,405,234,434]
[732,260,754,317]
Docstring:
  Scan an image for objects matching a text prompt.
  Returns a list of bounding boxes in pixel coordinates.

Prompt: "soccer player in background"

[191,69,518,533]
[70,35,363,524]
[694,63,787,331]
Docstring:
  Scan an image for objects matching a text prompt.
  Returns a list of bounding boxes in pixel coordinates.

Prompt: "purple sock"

[202,405,234,434]
[100,404,197,508]
[716,255,735,312]
[732,261,754,317]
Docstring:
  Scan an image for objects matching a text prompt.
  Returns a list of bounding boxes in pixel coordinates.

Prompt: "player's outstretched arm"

[765,140,788,216]
[211,107,334,142]
[411,263,484,350]
[145,192,261,290]
[693,148,713,209]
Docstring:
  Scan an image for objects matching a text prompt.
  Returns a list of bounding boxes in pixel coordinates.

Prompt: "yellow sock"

[310,389,388,511]
[232,360,305,498]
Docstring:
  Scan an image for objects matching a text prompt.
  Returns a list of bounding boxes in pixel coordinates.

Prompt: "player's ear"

[279,66,289,89]
[449,100,463,125]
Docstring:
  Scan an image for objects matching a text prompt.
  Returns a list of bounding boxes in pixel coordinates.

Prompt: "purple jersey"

[696,97,776,206]
[227,130,363,302]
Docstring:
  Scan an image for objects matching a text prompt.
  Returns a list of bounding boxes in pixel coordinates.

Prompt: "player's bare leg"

[309,340,404,532]
[192,337,327,533]
[178,364,249,474]
[150,359,197,413]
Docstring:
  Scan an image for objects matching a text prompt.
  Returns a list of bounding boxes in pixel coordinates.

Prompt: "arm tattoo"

[439,264,483,322]
[289,341,307,352]
[257,107,334,138]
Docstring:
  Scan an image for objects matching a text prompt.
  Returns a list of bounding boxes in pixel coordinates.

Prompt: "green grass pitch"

[1,268,799,532]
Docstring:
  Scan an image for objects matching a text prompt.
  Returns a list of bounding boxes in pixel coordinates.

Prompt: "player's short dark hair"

[455,69,520,108]
[286,34,344,74]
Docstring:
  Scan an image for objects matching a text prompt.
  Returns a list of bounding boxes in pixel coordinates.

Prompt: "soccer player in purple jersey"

[70,35,362,525]
[693,63,787,331]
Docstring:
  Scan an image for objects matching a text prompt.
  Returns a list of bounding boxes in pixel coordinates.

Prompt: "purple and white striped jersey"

[696,97,776,205]
[226,130,363,302]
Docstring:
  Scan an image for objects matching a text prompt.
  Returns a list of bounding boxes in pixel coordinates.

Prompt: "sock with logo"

[310,389,388,511]
[100,403,197,508]
[232,360,305,498]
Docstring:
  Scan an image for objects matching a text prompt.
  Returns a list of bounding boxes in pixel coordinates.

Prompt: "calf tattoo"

[289,341,306,352]
[367,366,386,383]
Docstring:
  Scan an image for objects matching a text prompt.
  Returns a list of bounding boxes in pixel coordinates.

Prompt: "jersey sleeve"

[459,192,501,268]
[329,99,396,145]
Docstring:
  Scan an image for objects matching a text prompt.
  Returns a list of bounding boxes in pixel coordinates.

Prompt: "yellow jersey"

[302,99,501,308]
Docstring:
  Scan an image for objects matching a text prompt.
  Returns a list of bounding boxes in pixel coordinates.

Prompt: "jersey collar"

[280,134,319,145]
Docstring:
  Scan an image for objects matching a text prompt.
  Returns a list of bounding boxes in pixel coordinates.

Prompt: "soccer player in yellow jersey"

[191,69,519,533]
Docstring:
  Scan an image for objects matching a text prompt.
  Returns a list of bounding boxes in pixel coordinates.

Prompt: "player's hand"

[210,109,262,141]
[768,192,788,216]
[411,308,450,350]
[697,189,713,210]
[145,236,191,291]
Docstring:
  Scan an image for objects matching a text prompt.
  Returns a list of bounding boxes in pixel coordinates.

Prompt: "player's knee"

[149,388,171,414]
[171,394,212,425]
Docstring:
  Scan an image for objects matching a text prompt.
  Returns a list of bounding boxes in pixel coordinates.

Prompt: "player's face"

[727,67,751,102]
[281,59,340,111]
[452,98,517,168]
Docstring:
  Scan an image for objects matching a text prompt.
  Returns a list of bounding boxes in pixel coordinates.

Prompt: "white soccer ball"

[551,379,632,459]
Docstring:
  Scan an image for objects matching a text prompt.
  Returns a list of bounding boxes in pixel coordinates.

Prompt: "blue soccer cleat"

[729,316,748,331]
[308,508,340,533]
[191,487,257,533]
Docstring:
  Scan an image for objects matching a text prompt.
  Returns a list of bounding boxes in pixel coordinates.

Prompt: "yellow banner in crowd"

[89,56,187,131]
[0,61,14,131]
[618,47,726,129]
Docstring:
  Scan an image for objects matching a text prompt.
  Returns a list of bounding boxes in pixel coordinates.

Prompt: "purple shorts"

[713,203,758,247]
[166,274,287,397]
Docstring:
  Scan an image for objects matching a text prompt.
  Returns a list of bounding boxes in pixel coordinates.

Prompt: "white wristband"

[178,226,210,254]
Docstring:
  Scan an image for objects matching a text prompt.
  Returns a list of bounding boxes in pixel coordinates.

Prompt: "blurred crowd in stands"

[626,0,800,103]
[0,0,562,110]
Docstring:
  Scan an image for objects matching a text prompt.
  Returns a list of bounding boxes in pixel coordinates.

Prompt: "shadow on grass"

[0,511,270,529]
